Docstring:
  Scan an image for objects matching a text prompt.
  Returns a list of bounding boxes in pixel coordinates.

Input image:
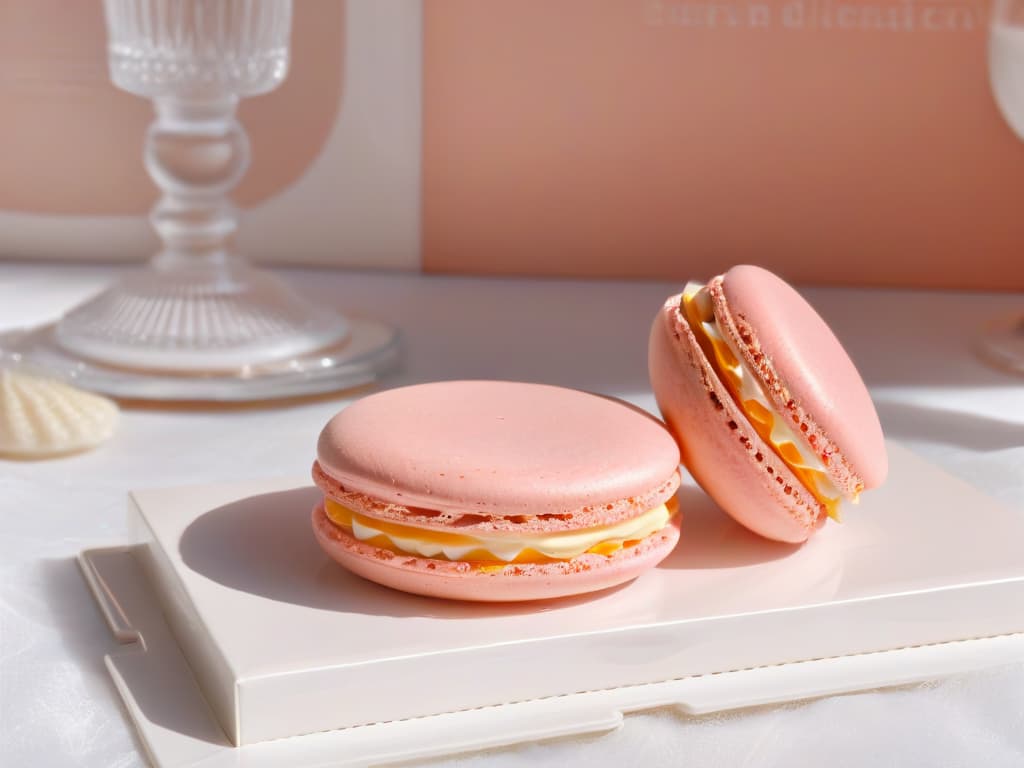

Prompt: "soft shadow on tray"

[658,484,802,570]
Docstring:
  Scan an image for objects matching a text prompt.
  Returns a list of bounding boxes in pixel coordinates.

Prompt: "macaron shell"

[716,266,887,491]
[312,461,681,536]
[316,381,681,517]
[312,503,681,602]
[649,296,823,543]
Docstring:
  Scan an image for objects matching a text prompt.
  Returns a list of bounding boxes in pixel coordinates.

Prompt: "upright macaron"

[649,265,886,543]
[312,381,682,601]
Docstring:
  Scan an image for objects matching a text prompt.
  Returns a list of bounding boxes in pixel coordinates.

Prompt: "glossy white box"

[122,442,1024,749]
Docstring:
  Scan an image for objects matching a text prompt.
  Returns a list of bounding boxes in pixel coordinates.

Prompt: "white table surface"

[0,262,1021,768]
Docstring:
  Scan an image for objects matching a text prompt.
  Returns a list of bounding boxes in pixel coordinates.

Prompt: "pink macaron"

[312,381,682,601]
[649,265,886,544]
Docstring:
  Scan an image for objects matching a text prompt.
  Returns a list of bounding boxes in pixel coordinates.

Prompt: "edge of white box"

[122,449,1024,745]
[81,545,1024,768]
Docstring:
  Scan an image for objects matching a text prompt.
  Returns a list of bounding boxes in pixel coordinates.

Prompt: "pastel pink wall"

[3,2,1024,289]
[0,0,342,215]
[423,0,1024,289]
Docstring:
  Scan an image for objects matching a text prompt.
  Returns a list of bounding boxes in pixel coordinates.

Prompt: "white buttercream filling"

[682,282,844,512]
[333,500,673,563]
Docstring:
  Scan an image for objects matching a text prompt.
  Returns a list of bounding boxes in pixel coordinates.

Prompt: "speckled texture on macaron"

[649,265,886,543]
[316,381,680,518]
[311,462,680,536]
[312,380,683,601]
[710,266,887,496]
[650,295,823,543]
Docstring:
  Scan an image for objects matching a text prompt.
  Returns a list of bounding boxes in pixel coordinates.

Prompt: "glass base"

[54,261,351,372]
[974,312,1024,376]
[0,319,399,402]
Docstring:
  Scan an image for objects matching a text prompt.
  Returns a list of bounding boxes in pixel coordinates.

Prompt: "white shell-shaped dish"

[0,370,118,458]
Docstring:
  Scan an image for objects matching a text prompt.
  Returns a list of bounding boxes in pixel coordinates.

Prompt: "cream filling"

[683,282,845,515]
[343,502,673,562]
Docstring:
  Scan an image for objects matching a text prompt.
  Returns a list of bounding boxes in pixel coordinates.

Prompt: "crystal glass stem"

[147,97,247,273]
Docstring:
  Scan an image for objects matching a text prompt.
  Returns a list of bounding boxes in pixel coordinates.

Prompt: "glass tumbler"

[983,0,1024,375]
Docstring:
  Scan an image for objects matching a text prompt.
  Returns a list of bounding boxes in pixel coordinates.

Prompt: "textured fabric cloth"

[1,264,1021,767]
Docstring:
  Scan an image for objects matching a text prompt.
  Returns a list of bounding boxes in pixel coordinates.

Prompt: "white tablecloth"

[1,263,1021,767]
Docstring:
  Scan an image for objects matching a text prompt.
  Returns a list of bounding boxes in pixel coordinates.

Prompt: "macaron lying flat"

[312,381,681,601]
[649,265,886,544]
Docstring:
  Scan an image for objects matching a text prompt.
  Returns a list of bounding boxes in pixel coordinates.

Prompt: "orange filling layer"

[324,498,675,566]
[682,289,842,520]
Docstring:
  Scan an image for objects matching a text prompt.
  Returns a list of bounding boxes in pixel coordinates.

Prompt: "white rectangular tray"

[81,443,1024,767]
